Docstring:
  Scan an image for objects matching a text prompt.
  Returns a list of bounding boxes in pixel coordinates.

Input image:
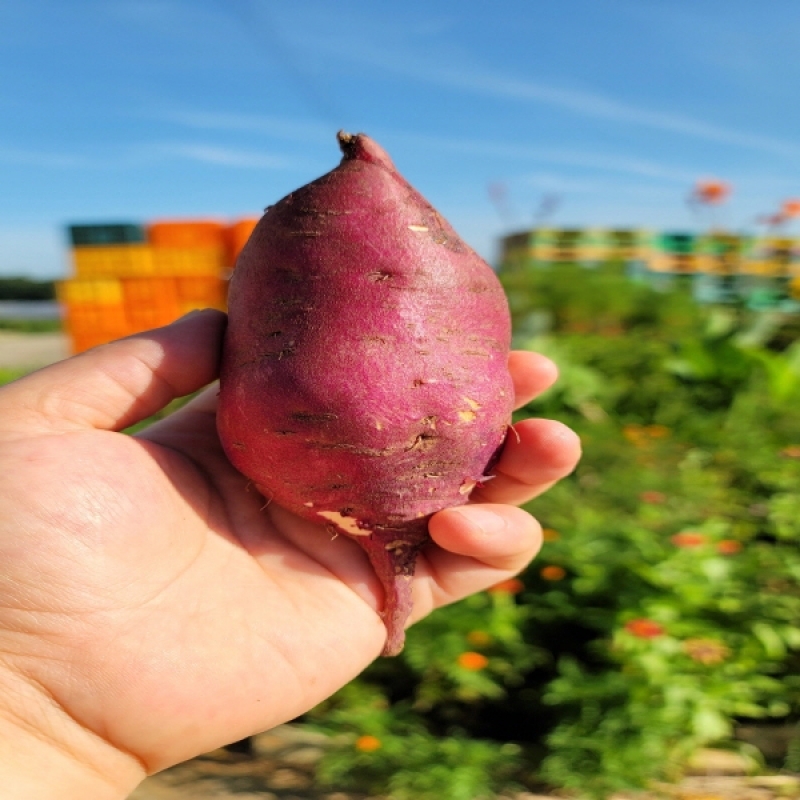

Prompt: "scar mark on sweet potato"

[291,411,339,423]
[316,442,393,456]
[237,345,296,366]
[407,433,437,452]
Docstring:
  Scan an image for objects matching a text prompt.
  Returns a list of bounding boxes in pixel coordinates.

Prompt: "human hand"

[0,309,580,798]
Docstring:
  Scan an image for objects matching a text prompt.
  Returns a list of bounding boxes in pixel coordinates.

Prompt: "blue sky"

[2,0,800,278]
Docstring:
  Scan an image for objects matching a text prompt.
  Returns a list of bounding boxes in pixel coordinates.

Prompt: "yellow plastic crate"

[151,246,227,276]
[647,253,698,274]
[740,259,786,277]
[71,244,155,278]
[57,278,125,305]
[695,254,740,275]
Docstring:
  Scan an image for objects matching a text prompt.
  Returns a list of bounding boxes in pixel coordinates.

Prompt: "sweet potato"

[217,132,513,655]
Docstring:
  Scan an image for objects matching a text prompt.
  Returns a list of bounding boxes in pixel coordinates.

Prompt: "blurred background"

[2,2,800,799]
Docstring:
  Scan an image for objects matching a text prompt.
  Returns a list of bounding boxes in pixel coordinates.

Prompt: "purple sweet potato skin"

[217,132,514,654]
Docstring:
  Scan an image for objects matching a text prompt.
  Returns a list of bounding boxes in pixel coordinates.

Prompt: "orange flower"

[640,490,667,504]
[458,651,489,671]
[671,532,706,548]
[488,578,524,595]
[682,638,730,665]
[540,565,567,581]
[542,528,560,542]
[624,618,665,639]
[646,424,670,439]
[695,179,731,205]
[717,539,742,555]
[467,630,492,647]
[780,445,800,459]
[622,424,646,444]
[355,735,382,752]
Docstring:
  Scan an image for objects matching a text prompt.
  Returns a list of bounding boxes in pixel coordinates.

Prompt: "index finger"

[509,350,558,410]
[0,309,226,438]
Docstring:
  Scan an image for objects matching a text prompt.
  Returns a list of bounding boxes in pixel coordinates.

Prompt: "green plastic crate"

[67,223,146,247]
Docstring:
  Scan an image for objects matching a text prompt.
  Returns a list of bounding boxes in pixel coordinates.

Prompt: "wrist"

[0,664,145,800]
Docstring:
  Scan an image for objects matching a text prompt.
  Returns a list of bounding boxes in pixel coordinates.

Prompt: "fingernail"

[451,507,507,536]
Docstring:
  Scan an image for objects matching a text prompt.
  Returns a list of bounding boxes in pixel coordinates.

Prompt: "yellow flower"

[682,638,730,665]
[355,735,382,752]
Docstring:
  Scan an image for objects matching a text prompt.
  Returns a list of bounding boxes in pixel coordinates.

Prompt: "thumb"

[0,309,226,437]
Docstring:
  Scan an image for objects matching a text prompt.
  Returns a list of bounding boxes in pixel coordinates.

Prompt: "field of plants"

[301,262,800,799]
[2,263,799,799]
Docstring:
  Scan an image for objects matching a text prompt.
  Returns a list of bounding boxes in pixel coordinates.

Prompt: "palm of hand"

[1,396,392,770]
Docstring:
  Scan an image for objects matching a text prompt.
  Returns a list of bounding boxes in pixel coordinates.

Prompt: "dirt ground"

[0,329,69,369]
[127,727,799,800]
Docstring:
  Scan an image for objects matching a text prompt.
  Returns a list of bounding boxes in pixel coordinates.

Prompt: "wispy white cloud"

[421,67,800,158]
[0,139,307,172]
[142,106,697,183]
[388,130,699,184]
[0,146,92,168]
[293,32,800,161]
[153,142,299,169]
[150,108,328,142]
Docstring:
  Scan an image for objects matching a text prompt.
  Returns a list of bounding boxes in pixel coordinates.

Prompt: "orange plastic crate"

[61,302,131,353]
[146,220,227,249]
[226,218,260,266]
[121,277,182,332]
[175,276,228,311]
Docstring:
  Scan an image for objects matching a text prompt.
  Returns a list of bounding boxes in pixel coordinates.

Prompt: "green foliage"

[0,276,56,301]
[0,367,30,387]
[0,318,62,332]
[310,683,522,800]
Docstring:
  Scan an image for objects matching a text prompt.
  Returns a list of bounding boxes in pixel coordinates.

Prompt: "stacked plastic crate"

[58,218,259,353]
[647,233,698,274]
